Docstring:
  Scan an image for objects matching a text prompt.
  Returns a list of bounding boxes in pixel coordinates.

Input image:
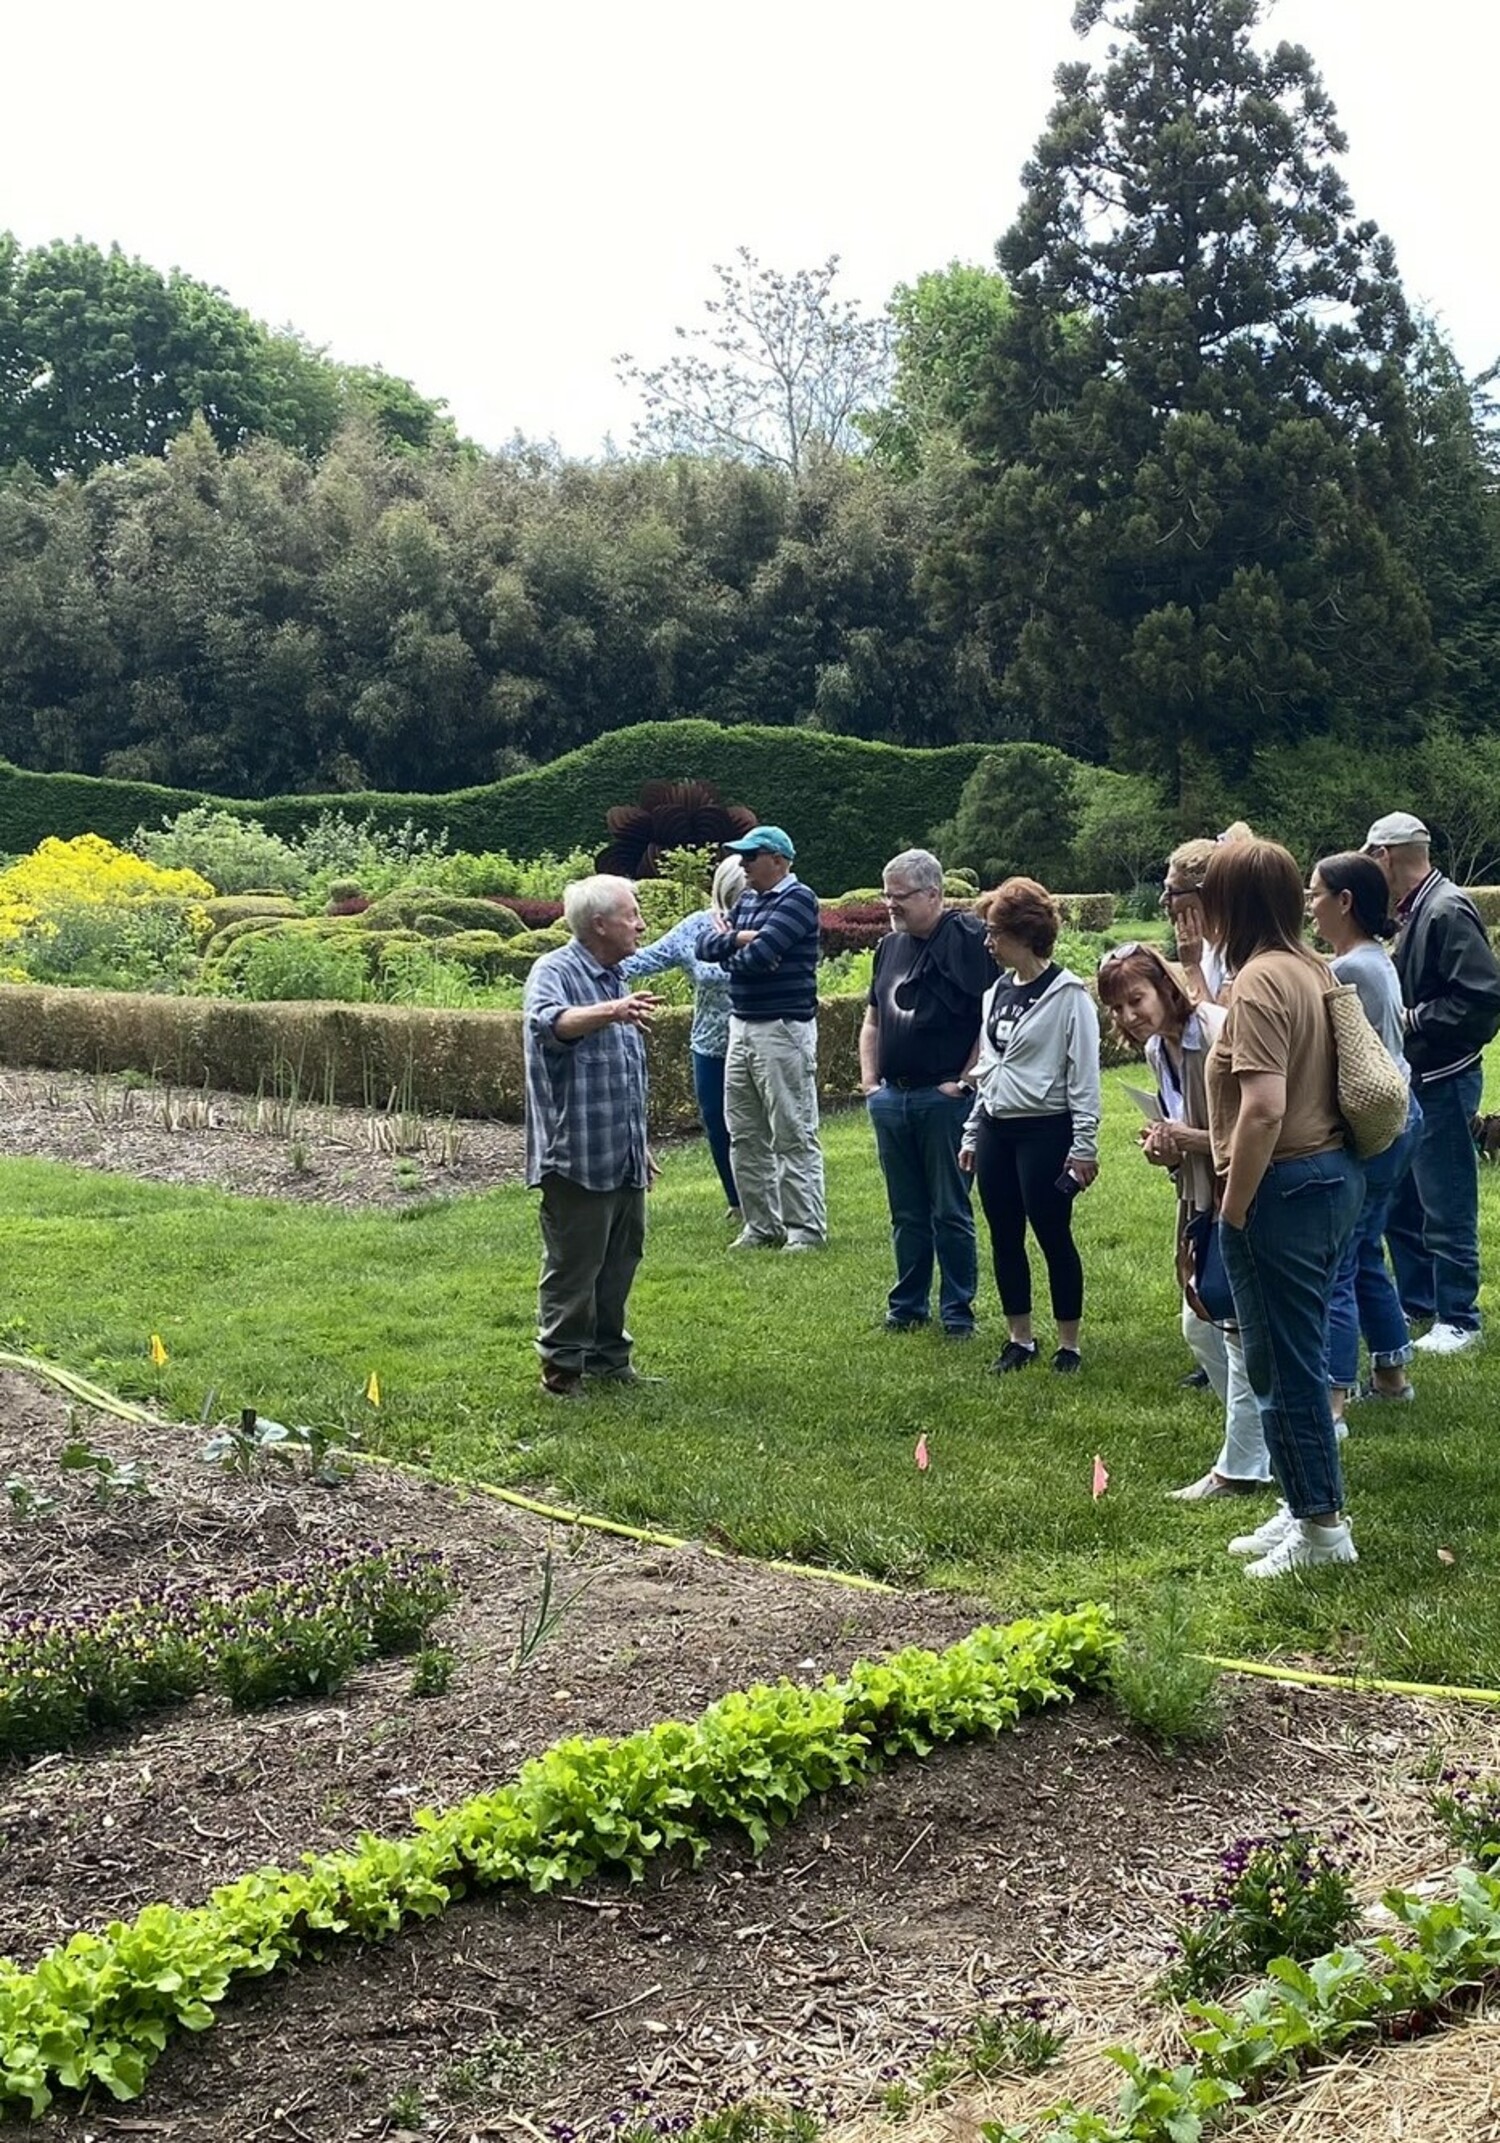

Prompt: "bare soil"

[0,1068,530,1208]
[4,1375,1500,2143]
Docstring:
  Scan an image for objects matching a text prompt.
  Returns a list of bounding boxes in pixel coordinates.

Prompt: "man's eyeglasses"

[882,886,936,905]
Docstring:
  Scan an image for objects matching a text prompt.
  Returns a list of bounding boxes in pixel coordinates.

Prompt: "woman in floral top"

[623,857,746,1217]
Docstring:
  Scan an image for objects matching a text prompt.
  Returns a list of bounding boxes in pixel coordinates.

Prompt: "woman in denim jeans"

[1199,840,1363,1579]
[622,857,746,1218]
[1307,853,1422,1421]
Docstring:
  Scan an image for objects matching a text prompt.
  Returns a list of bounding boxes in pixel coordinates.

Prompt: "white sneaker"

[729,1227,783,1251]
[1244,1518,1357,1578]
[781,1231,826,1252]
[1413,1322,1482,1357]
[1227,1504,1297,1559]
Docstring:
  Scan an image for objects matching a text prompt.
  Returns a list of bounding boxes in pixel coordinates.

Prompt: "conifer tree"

[933,0,1437,807]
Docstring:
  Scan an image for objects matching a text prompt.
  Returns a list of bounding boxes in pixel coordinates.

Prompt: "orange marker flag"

[914,1433,930,1473]
[1092,1453,1109,1500]
[365,1371,381,1407]
[148,1333,168,1368]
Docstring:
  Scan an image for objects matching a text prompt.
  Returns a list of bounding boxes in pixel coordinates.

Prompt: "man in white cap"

[700,826,827,1249]
[1364,812,1500,1354]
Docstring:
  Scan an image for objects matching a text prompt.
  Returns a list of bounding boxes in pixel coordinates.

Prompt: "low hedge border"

[0,988,874,1133]
[0,1608,1115,2115]
[993,1867,1500,2142]
[0,983,1134,1132]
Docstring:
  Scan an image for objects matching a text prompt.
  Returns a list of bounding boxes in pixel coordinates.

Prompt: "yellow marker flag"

[149,1333,169,1368]
[365,1371,381,1407]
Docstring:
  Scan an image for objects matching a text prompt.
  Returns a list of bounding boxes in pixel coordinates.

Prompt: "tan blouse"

[1206,950,1344,1171]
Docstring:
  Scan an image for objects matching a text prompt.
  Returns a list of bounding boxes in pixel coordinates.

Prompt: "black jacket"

[1393,874,1500,1083]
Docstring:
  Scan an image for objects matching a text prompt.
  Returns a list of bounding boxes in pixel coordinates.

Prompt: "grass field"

[2,1065,1497,1689]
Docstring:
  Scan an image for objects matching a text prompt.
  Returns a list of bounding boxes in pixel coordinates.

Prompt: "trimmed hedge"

[1465,886,1500,928]
[0,987,871,1133]
[356,891,525,937]
[0,726,992,895]
[200,896,300,930]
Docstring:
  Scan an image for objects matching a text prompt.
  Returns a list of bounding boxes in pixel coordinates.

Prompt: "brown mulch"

[0,1067,531,1208]
[5,1373,1500,2142]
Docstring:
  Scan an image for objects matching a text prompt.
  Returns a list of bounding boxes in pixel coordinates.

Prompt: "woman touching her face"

[1098,944,1270,1502]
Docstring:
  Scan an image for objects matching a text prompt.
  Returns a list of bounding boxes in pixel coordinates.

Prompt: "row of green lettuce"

[0,1610,1112,2115]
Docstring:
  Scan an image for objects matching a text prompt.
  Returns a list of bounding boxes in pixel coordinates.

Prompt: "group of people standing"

[1097,813,1500,1575]
[520,811,1498,1580]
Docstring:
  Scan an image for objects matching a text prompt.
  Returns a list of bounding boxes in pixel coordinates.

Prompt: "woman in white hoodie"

[959,877,1101,1373]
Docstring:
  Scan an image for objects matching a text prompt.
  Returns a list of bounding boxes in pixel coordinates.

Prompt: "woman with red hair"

[960,878,1100,1373]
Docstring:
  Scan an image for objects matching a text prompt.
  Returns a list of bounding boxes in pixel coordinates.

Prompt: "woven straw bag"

[1325,980,1407,1158]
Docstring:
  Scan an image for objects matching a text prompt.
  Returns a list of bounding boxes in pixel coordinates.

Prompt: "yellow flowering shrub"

[0,836,215,948]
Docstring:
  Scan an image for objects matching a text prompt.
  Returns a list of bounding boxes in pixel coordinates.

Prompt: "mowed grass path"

[2,1064,1497,1687]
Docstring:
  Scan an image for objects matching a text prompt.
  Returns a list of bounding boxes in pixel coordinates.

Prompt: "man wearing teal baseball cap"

[700,826,827,1249]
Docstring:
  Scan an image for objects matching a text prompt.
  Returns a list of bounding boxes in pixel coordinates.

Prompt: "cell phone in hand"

[1054,1167,1086,1200]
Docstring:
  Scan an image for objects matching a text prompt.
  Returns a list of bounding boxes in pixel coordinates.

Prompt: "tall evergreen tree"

[931,0,1437,807]
[1400,327,1500,735]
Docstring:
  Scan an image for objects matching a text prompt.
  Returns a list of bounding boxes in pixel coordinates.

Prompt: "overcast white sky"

[5,0,1492,456]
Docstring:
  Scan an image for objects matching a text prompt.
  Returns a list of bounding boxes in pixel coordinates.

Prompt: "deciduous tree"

[617,248,892,479]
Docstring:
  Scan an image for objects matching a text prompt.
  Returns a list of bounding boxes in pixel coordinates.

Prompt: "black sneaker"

[990,1340,1038,1374]
[1179,1365,1211,1389]
[1052,1348,1082,1374]
[883,1314,929,1332]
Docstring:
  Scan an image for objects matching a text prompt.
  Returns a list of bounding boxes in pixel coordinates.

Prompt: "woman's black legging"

[973,1111,1083,1322]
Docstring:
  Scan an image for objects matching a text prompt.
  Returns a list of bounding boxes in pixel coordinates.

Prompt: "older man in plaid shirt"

[523,876,663,1399]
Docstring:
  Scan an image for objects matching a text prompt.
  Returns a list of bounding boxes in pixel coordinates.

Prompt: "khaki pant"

[725,1016,826,1243]
[536,1174,646,1374]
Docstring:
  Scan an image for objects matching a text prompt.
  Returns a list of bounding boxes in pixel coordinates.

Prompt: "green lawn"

[3,1065,1498,1688]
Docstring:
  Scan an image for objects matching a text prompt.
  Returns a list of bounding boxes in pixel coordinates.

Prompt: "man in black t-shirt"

[858,849,997,1336]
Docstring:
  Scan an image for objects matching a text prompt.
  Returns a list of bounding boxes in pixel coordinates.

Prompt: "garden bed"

[0,1068,529,1208]
[5,1373,1500,2140]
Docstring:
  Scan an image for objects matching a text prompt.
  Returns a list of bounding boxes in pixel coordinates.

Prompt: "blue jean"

[692,1049,738,1209]
[1386,1063,1484,1329]
[867,1084,977,1330]
[1219,1149,1362,1520]
[1327,1098,1421,1388]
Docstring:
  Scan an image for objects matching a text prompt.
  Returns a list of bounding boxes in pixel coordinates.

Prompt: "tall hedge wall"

[0,726,991,892]
[0,762,211,857]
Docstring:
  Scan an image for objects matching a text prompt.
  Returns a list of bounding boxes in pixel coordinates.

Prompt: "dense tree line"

[2,0,1498,817]
[0,423,979,794]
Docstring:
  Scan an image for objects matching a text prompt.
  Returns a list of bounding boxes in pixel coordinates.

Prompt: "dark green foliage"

[929,0,1437,804]
[0,427,979,800]
[0,725,992,897]
[1400,326,1500,737]
[929,743,1083,887]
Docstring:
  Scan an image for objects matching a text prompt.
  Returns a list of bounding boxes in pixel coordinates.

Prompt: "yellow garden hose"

[6,1350,1500,1699]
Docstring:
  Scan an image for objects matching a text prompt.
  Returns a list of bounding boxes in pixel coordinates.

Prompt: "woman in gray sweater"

[960,877,1100,1374]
